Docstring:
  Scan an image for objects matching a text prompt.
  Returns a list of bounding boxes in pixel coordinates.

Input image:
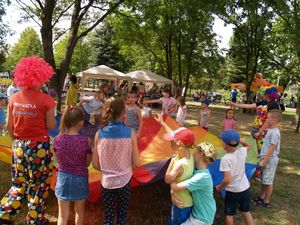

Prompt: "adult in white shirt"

[7,81,20,99]
[78,91,105,124]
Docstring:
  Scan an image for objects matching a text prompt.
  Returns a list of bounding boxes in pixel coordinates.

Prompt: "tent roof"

[126,70,173,85]
[76,65,131,80]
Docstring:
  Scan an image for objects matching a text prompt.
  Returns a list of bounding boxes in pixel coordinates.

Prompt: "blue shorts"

[168,204,192,225]
[224,188,251,215]
[55,171,89,201]
[261,157,278,185]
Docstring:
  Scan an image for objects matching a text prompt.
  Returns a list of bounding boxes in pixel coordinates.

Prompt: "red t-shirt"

[9,89,56,141]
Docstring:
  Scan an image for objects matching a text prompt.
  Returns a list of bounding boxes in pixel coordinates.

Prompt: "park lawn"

[0,104,299,225]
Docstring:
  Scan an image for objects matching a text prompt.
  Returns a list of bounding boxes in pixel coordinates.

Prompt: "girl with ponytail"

[92,97,140,225]
[54,105,92,225]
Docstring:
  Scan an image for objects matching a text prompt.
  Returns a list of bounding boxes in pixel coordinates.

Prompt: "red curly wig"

[13,56,55,88]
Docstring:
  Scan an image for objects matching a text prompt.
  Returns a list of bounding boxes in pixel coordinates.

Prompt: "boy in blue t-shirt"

[170,142,217,225]
[0,93,7,135]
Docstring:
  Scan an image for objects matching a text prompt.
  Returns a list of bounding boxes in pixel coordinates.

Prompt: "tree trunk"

[295,84,300,133]
[165,35,173,81]
[176,36,182,87]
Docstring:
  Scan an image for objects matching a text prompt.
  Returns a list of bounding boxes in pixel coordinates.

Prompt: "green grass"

[0,104,299,225]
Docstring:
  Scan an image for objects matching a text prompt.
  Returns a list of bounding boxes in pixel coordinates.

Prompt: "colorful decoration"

[231,73,283,93]
[0,117,258,202]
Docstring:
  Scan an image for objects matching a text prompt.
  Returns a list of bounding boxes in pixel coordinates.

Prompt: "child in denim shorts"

[54,106,92,225]
[254,109,282,209]
[215,130,254,225]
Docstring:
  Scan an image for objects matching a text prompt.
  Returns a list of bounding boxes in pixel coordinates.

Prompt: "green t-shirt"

[183,169,216,224]
[171,154,194,207]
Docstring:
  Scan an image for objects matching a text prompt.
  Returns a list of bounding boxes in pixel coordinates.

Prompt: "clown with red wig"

[0,56,57,225]
[230,86,281,154]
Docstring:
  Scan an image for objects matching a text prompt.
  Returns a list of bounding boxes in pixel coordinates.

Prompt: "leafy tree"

[89,24,130,72]
[111,0,221,94]
[0,0,9,71]
[54,33,92,75]
[16,0,126,110]
[264,0,300,132]
[5,27,43,72]
[216,0,274,101]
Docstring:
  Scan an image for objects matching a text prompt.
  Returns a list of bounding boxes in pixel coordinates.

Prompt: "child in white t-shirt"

[215,129,254,225]
[176,96,187,126]
[78,91,105,124]
[138,96,152,118]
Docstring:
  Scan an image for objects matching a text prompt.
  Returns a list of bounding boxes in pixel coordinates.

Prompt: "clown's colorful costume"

[252,87,281,154]
[0,56,56,225]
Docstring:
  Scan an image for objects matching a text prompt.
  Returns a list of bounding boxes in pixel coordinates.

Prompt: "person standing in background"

[65,75,79,106]
[6,80,20,100]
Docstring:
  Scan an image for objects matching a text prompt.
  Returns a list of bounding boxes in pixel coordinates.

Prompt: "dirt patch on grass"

[0,103,299,225]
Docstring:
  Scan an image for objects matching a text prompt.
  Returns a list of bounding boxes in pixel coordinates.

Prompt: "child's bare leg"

[263,184,273,203]
[225,215,234,225]
[241,212,254,225]
[259,184,266,200]
[57,200,70,225]
[74,199,86,225]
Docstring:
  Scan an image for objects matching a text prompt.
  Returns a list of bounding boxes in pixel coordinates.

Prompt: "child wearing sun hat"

[170,142,217,225]
[0,56,56,225]
[154,113,195,225]
[163,127,196,225]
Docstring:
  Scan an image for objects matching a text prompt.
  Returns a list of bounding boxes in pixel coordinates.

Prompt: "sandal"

[256,200,271,209]
[253,196,264,204]
[261,202,271,209]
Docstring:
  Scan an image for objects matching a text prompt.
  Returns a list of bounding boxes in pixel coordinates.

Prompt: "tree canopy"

[5,27,43,73]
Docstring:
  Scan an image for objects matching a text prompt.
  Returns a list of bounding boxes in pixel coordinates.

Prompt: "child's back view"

[92,97,140,225]
[54,106,92,225]
[216,129,254,225]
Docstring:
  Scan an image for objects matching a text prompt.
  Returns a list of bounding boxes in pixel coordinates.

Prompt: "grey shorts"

[261,157,278,185]
[181,214,212,225]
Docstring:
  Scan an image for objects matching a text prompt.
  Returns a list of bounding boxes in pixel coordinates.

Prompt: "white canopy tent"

[126,70,173,85]
[76,65,131,96]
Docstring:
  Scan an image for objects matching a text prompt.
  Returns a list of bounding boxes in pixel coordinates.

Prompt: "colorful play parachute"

[231,73,283,93]
[0,116,258,202]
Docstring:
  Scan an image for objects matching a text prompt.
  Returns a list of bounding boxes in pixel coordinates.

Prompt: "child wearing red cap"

[155,114,195,225]
[0,56,56,225]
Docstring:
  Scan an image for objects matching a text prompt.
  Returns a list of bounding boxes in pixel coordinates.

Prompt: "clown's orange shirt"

[9,88,56,142]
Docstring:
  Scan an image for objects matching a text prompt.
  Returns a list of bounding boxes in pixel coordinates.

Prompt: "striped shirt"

[97,120,133,189]
[125,105,139,131]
